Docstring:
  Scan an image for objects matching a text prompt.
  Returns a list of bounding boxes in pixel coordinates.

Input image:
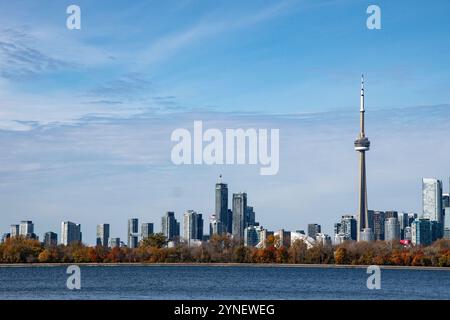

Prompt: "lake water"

[0,265,449,300]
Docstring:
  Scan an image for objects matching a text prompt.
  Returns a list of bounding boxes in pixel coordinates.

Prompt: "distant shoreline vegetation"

[1,234,450,267]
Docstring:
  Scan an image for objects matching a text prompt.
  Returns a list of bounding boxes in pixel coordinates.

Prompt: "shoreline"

[0,262,449,271]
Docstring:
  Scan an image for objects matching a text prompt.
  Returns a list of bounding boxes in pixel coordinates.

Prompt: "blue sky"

[0,0,450,244]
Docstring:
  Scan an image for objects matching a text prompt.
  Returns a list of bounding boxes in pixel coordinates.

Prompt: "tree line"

[1,234,450,267]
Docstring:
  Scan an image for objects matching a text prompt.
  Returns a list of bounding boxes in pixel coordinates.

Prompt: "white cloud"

[139,0,298,65]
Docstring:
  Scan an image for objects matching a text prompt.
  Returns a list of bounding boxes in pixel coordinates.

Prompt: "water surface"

[0,265,448,300]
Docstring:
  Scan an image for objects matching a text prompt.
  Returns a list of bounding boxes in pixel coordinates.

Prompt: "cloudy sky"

[0,0,449,244]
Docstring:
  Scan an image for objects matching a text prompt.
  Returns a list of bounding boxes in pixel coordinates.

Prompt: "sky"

[0,0,450,244]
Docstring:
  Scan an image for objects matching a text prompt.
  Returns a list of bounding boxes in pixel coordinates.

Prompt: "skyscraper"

[316,233,332,246]
[215,176,229,234]
[43,232,58,247]
[384,217,400,242]
[183,210,203,245]
[96,223,110,247]
[9,224,19,237]
[227,209,233,234]
[19,221,34,236]
[403,226,412,241]
[127,218,139,248]
[244,225,264,247]
[61,221,82,245]
[161,211,180,241]
[444,207,450,239]
[359,228,374,242]
[340,215,357,240]
[385,211,398,219]
[422,178,443,223]
[442,193,449,210]
[354,75,372,241]
[232,192,247,240]
[245,206,256,227]
[430,220,443,241]
[334,223,341,236]
[109,237,121,248]
[398,212,410,240]
[372,211,385,240]
[209,214,220,236]
[274,229,291,248]
[411,219,432,246]
[141,223,154,240]
[307,224,321,239]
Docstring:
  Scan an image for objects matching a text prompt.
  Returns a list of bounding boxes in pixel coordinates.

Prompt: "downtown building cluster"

[2,176,450,249]
[333,177,450,245]
[0,177,329,249]
[2,78,450,250]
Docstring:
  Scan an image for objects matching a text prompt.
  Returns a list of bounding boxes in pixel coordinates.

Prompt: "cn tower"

[354,75,372,241]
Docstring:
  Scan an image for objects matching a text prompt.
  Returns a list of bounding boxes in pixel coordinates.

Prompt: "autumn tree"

[334,247,349,265]
[288,240,308,264]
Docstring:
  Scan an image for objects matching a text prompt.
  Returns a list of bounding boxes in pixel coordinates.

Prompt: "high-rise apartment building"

[227,209,233,235]
[444,207,450,239]
[232,193,247,240]
[43,231,57,247]
[274,229,291,248]
[384,217,400,242]
[109,237,121,248]
[183,210,203,245]
[398,212,410,240]
[161,211,180,241]
[19,221,34,236]
[245,206,255,227]
[9,224,19,237]
[360,228,374,242]
[372,211,385,240]
[340,215,357,241]
[422,178,443,223]
[209,214,220,236]
[244,225,264,247]
[307,224,321,239]
[61,221,82,245]
[259,229,274,248]
[215,177,229,234]
[96,223,110,247]
[411,219,432,246]
[334,223,341,236]
[403,226,412,241]
[316,233,332,246]
[141,223,154,240]
[127,218,139,248]
[442,193,449,210]
[385,211,398,219]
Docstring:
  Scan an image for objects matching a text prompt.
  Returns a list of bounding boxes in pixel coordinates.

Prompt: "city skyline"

[3,174,450,246]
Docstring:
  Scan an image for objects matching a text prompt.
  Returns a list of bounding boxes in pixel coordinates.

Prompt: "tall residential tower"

[215,175,229,234]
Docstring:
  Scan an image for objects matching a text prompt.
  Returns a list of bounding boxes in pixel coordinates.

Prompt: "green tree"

[141,233,167,248]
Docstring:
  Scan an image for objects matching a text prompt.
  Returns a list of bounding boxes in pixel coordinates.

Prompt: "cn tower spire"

[360,74,365,111]
[360,74,365,136]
